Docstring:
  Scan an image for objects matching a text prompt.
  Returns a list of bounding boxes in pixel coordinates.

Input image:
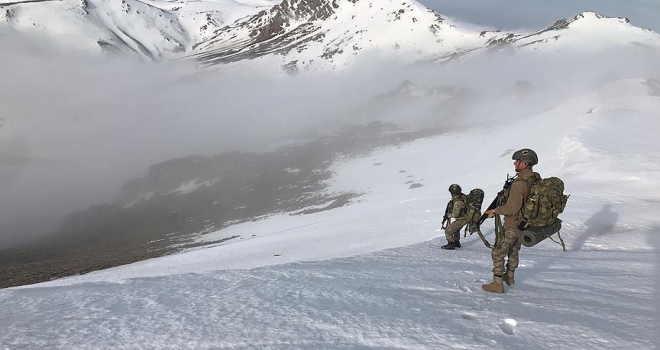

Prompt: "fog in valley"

[0,29,658,247]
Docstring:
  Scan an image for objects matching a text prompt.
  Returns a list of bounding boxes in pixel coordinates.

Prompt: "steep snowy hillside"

[1,78,658,349]
[0,0,278,58]
[3,0,658,70]
[190,0,490,72]
[488,12,660,54]
[190,2,660,73]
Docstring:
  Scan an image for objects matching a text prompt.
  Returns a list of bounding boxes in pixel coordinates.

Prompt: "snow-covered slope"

[491,12,660,54]
[0,0,278,58]
[190,3,660,73]
[1,77,658,348]
[190,0,489,72]
[2,0,659,69]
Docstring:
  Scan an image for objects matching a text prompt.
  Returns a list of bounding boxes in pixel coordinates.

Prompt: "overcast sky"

[417,0,660,33]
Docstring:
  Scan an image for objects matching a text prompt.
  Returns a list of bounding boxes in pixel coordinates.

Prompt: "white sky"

[418,0,660,33]
[2,74,659,348]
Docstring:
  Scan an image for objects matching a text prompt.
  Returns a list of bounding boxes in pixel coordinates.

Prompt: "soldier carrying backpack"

[470,149,568,294]
[441,185,486,250]
[440,184,468,250]
[481,148,542,293]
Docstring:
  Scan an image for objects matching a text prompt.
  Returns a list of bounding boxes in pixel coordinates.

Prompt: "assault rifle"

[469,175,516,235]
[441,200,452,229]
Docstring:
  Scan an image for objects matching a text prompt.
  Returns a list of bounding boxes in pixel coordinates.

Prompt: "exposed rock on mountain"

[2,0,659,71]
[0,0,277,59]
[0,124,440,288]
[346,80,477,128]
[191,0,488,71]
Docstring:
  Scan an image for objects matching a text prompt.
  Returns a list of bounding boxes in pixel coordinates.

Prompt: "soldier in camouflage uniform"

[482,149,541,293]
[441,184,468,250]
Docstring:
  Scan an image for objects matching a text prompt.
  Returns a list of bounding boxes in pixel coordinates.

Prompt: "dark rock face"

[191,0,450,68]
[644,78,660,96]
[250,0,338,42]
[193,0,342,65]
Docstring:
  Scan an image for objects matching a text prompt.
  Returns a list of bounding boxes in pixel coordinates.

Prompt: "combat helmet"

[512,148,538,165]
[448,184,462,195]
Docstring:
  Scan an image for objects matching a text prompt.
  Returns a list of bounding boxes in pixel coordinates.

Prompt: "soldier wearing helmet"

[441,184,468,250]
[482,148,541,293]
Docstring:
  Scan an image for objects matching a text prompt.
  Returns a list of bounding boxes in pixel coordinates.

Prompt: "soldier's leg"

[491,227,522,276]
[444,220,464,242]
[453,219,467,247]
[453,230,460,243]
[485,233,510,293]
[505,227,524,271]
[444,227,455,243]
[442,220,464,249]
[491,240,507,276]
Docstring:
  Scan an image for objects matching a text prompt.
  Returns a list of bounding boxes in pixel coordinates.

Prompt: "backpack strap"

[494,210,505,246]
[548,231,567,252]
[472,228,493,249]
[516,172,541,225]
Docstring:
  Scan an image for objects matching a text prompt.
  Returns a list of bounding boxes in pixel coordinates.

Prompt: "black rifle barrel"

[441,200,451,227]
[469,176,515,233]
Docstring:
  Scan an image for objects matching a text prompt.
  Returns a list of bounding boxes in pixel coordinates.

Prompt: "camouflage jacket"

[494,168,541,228]
[449,195,467,219]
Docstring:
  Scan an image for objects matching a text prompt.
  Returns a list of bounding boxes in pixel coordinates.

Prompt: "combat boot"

[504,270,515,286]
[454,240,461,248]
[482,275,504,293]
[440,242,455,250]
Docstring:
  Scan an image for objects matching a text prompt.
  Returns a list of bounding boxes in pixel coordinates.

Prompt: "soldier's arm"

[450,200,465,218]
[494,181,526,216]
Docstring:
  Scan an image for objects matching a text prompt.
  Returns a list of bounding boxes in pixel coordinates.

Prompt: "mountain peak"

[246,0,341,42]
[483,10,660,54]
[547,11,633,32]
[191,0,482,71]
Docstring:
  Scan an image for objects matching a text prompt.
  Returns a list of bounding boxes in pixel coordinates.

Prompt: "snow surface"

[2,77,659,349]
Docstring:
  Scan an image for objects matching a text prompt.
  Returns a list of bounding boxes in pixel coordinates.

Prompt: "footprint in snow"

[473,334,497,346]
[499,318,517,335]
[459,286,471,293]
[461,312,477,320]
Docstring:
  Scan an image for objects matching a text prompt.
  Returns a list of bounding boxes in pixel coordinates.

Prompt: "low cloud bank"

[0,30,657,246]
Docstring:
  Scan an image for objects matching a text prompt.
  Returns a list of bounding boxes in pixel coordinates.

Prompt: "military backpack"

[464,188,485,232]
[520,177,569,228]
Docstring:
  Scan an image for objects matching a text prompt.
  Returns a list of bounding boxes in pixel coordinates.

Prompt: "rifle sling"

[494,213,505,247]
[474,228,492,249]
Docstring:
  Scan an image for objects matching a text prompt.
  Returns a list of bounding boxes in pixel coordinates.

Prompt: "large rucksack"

[520,177,569,228]
[464,188,484,232]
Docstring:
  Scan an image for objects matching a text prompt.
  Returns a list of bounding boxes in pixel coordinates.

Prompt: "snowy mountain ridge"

[1,0,659,71]
[0,0,280,59]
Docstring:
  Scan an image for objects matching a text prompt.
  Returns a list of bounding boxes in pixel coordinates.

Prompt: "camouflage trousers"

[444,218,468,243]
[491,226,523,276]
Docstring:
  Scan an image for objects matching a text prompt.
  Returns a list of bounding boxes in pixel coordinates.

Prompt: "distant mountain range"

[2,0,659,73]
